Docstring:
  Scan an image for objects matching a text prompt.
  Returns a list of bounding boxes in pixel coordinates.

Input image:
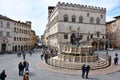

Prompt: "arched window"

[79,16,83,23]
[72,15,76,22]
[14,28,16,32]
[7,22,10,28]
[96,17,100,24]
[64,14,68,22]
[90,17,94,24]
[97,31,100,37]
[0,21,3,27]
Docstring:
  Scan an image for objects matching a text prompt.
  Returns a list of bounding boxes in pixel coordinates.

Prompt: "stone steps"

[47,57,110,70]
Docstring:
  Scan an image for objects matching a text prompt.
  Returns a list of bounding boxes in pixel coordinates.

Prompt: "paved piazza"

[0,49,120,80]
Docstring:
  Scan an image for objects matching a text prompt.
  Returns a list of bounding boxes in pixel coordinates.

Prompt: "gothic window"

[6,32,10,37]
[14,37,16,41]
[100,15,103,18]
[87,13,89,17]
[96,17,100,24]
[64,14,68,22]
[90,17,94,24]
[7,22,10,28]
[79,16,83,23]
[0,21,3,27]
[97,31,100,37]
[72,15,76,22]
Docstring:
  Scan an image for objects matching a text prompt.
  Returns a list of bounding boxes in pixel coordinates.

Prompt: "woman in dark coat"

[0,70,7,80]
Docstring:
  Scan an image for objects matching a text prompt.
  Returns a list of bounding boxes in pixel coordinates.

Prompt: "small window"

[97,31,100,37]
[0,21,3,27]
[64,15,68,22]
[79,16,83,23]
[0,31,3,37]
[72,15,76,22]
[100,15,103,18]
[7,22,10,28]
[14,28,16,32]
[87,13,89,17]
[64,34,68,39]
[96,17,100,24]
[6,32,10,37]
[14,37,16,41]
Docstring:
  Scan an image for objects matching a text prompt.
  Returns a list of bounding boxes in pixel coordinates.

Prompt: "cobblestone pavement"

[0,49,120,80]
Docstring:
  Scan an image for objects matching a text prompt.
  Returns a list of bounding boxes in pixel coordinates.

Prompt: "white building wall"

[0,15,31,52]
[45,2,106,48]
[0,19,14,52]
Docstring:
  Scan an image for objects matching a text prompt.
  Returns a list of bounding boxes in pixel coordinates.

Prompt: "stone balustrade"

[47,56,110,70]
[58,54,98,62]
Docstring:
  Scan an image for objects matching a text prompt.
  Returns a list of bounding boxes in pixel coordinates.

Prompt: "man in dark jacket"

[81,64,86,78]
[18,62,24,76]
[86,65,90,79]
[0,70,7,80]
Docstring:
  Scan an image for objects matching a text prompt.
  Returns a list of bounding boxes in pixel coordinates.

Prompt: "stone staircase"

[47,56,110,70]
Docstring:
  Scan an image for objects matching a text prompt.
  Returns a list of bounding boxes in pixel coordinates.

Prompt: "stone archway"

[99,42,104,50]
[92,41,97,50]
[70,33,76,45]
[21,45,23,51]
[1,43,6,52]
[15,45,17,51]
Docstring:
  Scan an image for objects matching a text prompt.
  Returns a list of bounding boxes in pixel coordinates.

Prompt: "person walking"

[114,53,119,65]
[22,51,26,60]
[85,65,90,79]
[29,51,32,56]
[18,62,24,76]
[23,71,29,80]
[81,64,86,78]
[0,70,7,80]
[25,61,29,73]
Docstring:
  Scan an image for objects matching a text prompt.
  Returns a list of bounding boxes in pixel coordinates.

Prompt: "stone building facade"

[44,2,107,50]
[0,14,32,53]
[107,15,120,48]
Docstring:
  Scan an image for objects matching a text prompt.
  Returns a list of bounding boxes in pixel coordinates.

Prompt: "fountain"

[46,33,111,70]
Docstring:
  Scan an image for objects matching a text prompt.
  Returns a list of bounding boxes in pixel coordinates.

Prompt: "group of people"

[18,61,29,76]
[81,64,90,79]
[40,47,58,61]
[17,51,26,59]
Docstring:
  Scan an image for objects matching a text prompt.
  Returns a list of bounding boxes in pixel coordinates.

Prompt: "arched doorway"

[21,46,23,51]
[15,45,17,51]
[92,41,97,50]
[18,45,20,51]
[99,42,104,50]
[1,43,6,52]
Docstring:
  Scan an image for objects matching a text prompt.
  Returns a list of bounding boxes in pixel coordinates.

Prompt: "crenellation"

[62,2,65,5]
[56,2,106,12]
[85,5,87,7]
